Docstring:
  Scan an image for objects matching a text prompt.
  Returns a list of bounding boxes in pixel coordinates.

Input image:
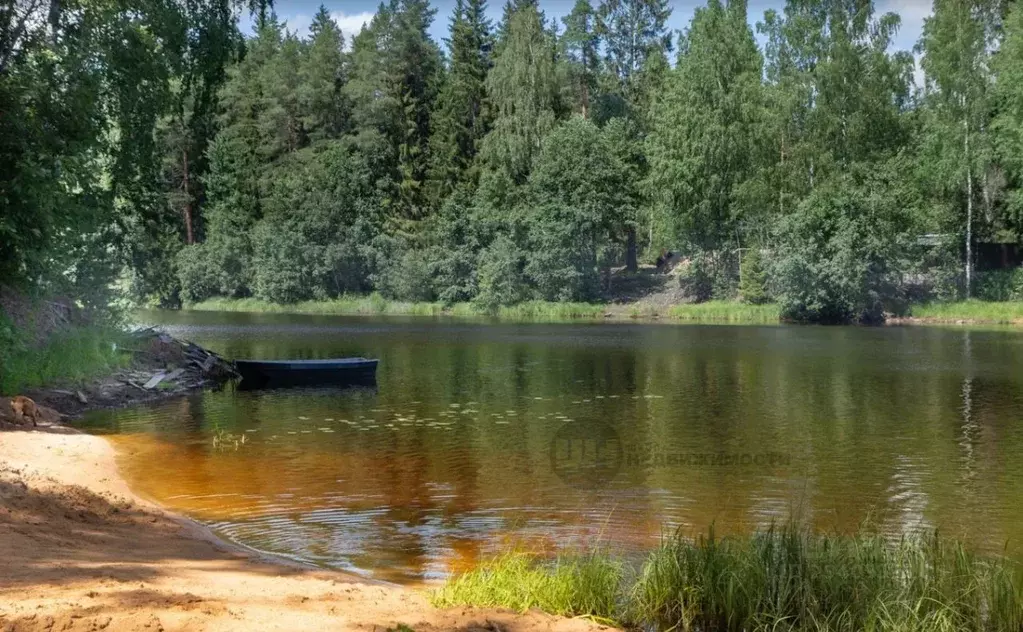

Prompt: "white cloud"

[281,13,313,36]
[331,11,376,44]
[241,9,375,46]
[877,0,933,51]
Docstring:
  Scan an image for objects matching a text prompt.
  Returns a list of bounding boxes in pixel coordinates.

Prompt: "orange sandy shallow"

[0,428,611,632]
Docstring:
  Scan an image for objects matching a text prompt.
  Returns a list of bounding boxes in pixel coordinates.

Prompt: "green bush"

[176,244,220,304]
[770,170,911,324]
[677,256,714,302]
[473,236,530,313]
[975,268,1023,301]
[739,248,769,304]
[374,247,436,303]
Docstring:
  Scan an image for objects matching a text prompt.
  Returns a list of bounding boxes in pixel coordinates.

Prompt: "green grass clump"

[667,301,781,324]
[0,325,129,395]
[433,526,1023,632]
[490,301,605,320]
[632,525,1023,631]
[188,295,449,316]
[910,300,1023,324]
[431,550,625,624]
[188,296,607,321]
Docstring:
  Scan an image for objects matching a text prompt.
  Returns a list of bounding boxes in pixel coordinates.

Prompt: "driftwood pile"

[120,328,238,393]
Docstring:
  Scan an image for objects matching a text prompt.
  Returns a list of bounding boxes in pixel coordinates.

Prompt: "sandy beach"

[0,427,608,632]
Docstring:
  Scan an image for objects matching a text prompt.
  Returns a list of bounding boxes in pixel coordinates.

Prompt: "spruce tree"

[427,0,493,205]
[301,6,350,141]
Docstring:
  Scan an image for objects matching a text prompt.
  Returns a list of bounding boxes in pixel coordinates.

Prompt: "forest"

[3,0,1023,324]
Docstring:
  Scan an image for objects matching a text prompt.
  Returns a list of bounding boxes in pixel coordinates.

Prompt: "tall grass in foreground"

[0,325,128,395]
[667,301,781,323]
[910,300,1023,324]
[432,526,1023,631]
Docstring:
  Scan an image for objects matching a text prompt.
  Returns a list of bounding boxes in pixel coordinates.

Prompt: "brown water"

[80,310,1023,583]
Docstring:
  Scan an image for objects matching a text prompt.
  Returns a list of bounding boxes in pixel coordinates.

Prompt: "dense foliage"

[5,0,1023,322]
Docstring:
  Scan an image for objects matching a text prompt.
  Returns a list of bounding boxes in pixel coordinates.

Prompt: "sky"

[252,0,934,56]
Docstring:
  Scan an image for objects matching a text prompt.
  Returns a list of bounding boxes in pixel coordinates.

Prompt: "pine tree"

[596,0,671,108]
[560,0,600,119]
[345,0,441,220]
[594,0,671,271]
[427,0,493,204]
[301,5,350,141]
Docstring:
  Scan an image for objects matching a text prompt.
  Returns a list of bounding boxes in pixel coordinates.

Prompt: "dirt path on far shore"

[0,429,611,632]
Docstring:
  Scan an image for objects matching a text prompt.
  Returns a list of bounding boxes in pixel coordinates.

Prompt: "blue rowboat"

[235,358,378,388]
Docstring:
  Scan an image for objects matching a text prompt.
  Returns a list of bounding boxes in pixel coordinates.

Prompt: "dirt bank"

[0,428,609,632]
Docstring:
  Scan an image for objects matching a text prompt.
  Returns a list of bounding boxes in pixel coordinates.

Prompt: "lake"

[79,310,1023,584]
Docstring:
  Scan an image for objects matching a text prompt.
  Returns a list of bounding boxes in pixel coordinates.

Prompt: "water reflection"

[79,312,1023,583]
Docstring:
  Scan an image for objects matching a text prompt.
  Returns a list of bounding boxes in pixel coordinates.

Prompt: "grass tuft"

[0,324,129,395]
[432,526,1023,631]
[188,296,607,321]
[909,300,1023,324]
[667,301,781,324]
[431,550,625,624]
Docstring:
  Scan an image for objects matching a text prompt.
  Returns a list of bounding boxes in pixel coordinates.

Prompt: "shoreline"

[181,298,1023,327]
[0,425,609,632]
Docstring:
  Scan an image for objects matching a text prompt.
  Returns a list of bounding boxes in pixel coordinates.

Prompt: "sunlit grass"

[0,326,129,395]
[432,526,1023,632]
[187,296,607,321]
[431,550,625,625]
[188,295,449,316]
[910,300,1023,324]
[667,301,781,324]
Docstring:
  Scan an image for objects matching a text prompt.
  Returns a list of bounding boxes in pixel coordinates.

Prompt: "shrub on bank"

[770,168,912,324]
[739,248,769,304]
[975,268,1023,302]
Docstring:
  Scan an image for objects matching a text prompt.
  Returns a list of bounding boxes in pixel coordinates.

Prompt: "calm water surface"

[80,310,1023,583]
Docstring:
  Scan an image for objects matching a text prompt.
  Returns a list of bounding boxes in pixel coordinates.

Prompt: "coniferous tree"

[301,6,350,141]
[596,0,671,109]
[595,0,671,271]
[427,0,493,205]
[560,0,600,119]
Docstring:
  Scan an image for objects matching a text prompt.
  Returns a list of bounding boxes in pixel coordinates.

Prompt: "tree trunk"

[965,120,972,299]
[48,0,60,45]
[183,148,194,245]
[625,228,637,272]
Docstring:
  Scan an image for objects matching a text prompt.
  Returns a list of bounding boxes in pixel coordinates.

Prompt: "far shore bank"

[185,296,1023,327]
[0,427,609,632]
